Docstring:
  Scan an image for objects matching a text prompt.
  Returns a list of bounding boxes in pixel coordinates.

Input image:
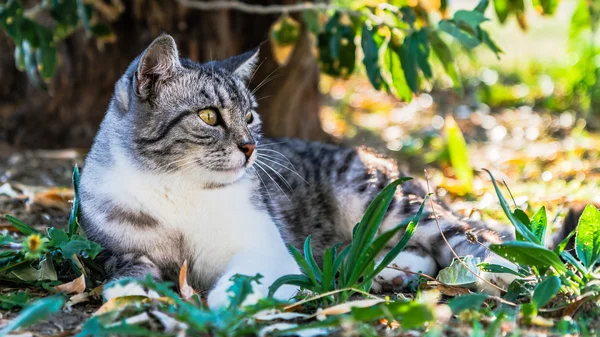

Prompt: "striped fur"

[81,35,530,306]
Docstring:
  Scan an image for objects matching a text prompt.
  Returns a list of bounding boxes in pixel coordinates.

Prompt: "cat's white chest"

[97,161,281,286]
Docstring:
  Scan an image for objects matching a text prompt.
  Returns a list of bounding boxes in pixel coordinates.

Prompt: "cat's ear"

[220,47,260,82]
[135,34,181,98]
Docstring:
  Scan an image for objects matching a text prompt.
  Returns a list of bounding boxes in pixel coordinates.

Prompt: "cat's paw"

[207,280,266,309]
[371,251,436,293]
[477,254,520,297]
[103,281,160,301]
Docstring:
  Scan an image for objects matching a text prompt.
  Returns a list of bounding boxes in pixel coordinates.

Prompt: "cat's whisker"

[255,159,294,192]
[256,148,296,168]
[256,141,289,148]
[250,166,273,202]
[254,161,291,202]
[249,58,266,83]
[251,67,281,94]
[257,155,309,185]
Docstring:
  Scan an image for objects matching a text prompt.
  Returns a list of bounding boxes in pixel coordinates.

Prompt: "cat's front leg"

[101,251,162,301]
[207,246,301,309]
[371,248,437,293]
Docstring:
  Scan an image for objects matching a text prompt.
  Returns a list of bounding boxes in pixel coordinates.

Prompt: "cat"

[79,34,570,308]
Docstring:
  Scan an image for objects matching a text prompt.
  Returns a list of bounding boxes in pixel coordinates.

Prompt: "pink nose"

[239,142,255,159]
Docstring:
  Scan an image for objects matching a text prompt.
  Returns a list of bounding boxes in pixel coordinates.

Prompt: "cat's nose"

[238,142,256,160]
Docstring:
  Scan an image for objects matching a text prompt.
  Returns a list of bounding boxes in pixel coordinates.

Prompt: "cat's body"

[81,35,521,308]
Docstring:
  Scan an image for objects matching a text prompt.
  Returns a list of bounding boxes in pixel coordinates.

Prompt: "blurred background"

[0,0,599,230]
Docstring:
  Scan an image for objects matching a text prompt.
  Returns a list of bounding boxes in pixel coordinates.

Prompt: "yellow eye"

[245,112,253,123]
[199,109,218,126]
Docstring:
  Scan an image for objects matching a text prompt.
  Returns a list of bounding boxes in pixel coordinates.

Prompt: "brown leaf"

[66,293,90,307]
[55,274,86,294]
[179,260,196,301]
[30,187,74,209]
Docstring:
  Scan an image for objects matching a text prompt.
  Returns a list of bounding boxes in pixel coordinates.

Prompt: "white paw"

[103,281,160,301]
[371,251,436,293]
[478,254,520,296]
[207,280,267,309]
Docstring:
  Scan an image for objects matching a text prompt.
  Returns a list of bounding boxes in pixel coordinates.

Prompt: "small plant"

[269,177,428,303]
[0,166,102,289]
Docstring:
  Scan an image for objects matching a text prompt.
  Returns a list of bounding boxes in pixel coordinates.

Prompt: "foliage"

[0,166,102,286]
[269,177,427,303]
[0,0,117,89]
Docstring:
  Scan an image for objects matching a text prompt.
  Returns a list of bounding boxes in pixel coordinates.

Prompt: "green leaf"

[0,295,65,335]
[269,274,313,297]
[427,30,462,91]
[302,9,322,35]
[383,37,411,101]
[351,300,434,329]
[575,204,600,271]
[448,293,488,314]
[478,263,526,277]
[0,291,30,309]
[479,29,503,59]
[414,29,432,79]
[361,22,386,90]
[474,0,490,13]
[489,241,567,273]
[493,0,510,23]
[0,0,24,41]
[531,276,561,312]
[60,235,102,259]
[438,20,480,49]
[21,40,47,90]
[530,206,548,243]
[446,116,473,193]
[397,37,418,93]
[5,215,43,236]
[483,169,541,245]
[318,12,356,78]
[226,274,262,308]
[287,244,318,286]
[437,255,481,286]
[14,43,25,71]
[69,165,81,236]
[554,229,576,255]
[360,198,426,288]
[344,177,412,284]
[303,236,322,282]
[454,10,488,30]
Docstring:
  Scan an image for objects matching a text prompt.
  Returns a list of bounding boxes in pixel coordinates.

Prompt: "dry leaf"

[94,296,149,316]
[89,285,104,299]
[151,310,188,332]
[66,293,89,307]
[29,187,73,209]
[254,309,311,321]
[315,299,384,320]
[55,274,86,294]
[179,260,196,301]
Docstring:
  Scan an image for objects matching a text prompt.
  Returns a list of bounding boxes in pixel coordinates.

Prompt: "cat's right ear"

[135,34,181,99]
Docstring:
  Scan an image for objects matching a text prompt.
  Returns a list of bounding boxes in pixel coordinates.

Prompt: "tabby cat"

[79,34,560,308]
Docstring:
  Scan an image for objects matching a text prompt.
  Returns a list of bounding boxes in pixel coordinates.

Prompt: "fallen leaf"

[179,260,196,301]
[93,296,148,316]
[28,187,73,209]
[65,293,89,307]
[55,274,85,294]
[425,281,471,296]
[254,309,311,321]
[315,299,384,320]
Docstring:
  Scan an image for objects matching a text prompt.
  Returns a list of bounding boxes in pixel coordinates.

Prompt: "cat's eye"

[199,108,218,126]
[245,112,254,124]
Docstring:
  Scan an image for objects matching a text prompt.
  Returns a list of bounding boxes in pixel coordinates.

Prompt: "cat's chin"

[201,167,248,186]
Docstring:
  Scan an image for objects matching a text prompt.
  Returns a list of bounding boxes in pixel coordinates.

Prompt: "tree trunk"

[0,0,328,149]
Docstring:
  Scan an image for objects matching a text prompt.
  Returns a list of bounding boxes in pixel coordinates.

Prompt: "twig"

[176,0,384,25]
[177,0,338,14]
[423,169,507,294]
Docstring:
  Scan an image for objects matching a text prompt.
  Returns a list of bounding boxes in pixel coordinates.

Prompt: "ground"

[1,83,598,335]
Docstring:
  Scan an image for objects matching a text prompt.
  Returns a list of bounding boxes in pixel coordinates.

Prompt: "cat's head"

[112,34,262,186]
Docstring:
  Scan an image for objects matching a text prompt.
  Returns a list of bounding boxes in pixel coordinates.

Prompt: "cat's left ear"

[221,47,260,82]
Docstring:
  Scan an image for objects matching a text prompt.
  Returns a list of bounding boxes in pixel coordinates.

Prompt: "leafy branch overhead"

[270,1,501,102]
[0,0,118,89]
